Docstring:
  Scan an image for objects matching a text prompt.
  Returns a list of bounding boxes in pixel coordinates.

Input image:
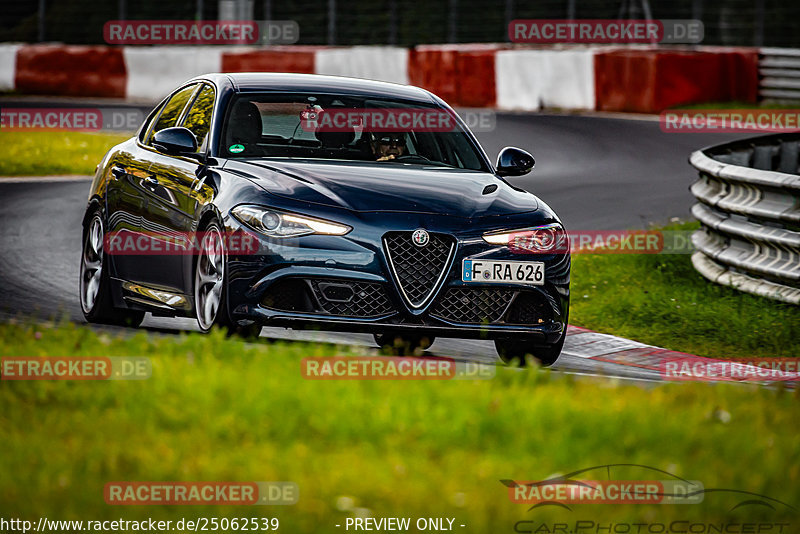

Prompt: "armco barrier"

[689,133,800,304]
[0,44,21,91]
[452,47,498,107]
[221,46,318,73]
[15,44,126,98]
[595,48,758,113]
[495,48,594,110]
[314,46,408,85]
[123,46,222,101]
[0,43,762,111]
[758,48,800,101]
[409,45,461,104]
[711,47,760,103]
[409,44,502,107]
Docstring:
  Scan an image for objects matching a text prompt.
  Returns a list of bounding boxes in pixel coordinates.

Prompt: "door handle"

[110,165,126,179]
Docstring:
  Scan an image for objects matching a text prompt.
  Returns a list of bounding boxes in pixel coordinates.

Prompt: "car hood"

[223,159,538,218]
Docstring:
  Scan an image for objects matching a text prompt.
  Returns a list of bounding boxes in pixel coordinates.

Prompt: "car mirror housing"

[151,127,198,156]
[495,147,535,177]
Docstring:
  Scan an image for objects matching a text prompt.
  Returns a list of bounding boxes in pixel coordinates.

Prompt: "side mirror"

[152,127,198,156]
[496,147,535,177]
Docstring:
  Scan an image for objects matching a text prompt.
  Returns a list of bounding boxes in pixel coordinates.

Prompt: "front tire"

[495,329,566,367]
[194,219,262,339]
[80,210,144,327]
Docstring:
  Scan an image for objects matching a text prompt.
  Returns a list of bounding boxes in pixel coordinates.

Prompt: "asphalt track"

[0,105,750,380]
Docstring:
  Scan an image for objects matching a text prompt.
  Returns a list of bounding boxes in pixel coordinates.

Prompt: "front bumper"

[224,212,570,344]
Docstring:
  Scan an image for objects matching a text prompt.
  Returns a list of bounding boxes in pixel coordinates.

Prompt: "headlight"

[231,205,351,238]
[482,223,566,253]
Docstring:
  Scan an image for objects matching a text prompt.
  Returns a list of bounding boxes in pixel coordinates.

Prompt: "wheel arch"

[82,197,105,234]
[197,206,222,232]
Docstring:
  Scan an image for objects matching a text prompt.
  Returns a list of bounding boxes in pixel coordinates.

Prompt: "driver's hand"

[376,154,396,162]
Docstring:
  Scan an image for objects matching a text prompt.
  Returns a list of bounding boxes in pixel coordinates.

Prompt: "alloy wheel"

[80,214,104,314]
[195,225,225,331]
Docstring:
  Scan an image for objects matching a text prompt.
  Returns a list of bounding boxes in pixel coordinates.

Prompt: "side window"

[148,84,197,145]
[138,102,165,143]
[181,84,215,152]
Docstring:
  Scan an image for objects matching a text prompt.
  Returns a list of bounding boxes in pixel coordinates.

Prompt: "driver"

[369,132,407,161]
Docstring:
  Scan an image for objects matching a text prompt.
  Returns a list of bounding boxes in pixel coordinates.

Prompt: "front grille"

[384,231,455,308]
[262,278,393,318]
[430,288,515,324]
[431,288,552,325]
[261,279,315,312]
[504,292,552,325]
[309,279,393,317]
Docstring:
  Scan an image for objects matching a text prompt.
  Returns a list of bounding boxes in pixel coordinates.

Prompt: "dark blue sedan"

[80,73,570,365]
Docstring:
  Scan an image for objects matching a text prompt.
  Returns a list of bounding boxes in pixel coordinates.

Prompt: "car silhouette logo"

[411,229,429,247]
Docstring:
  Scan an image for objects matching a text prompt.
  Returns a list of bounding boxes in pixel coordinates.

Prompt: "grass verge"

[0,130,128,176]
[569,222,800,359]
[0,320,798,531]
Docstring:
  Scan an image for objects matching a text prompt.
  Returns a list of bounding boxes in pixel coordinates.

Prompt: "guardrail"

[759,48,800,101]
[689,133,800,305]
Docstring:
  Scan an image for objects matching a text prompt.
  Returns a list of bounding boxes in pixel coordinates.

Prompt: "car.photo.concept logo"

[505,464,795,533]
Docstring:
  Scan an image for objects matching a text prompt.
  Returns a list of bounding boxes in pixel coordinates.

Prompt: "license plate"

[462,259,544,286]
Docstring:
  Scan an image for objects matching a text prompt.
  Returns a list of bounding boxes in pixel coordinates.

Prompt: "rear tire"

[80,210,145,327]
[374,333,435,355]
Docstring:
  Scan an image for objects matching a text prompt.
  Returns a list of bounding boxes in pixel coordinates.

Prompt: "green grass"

[1,320,799,531]
[569,222,800,359]
[0,130,129,176]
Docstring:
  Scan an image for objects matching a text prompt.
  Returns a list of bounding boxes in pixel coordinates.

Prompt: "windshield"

[220,93,489,171]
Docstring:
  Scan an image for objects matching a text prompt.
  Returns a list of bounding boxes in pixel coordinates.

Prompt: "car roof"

[193,73,437,103]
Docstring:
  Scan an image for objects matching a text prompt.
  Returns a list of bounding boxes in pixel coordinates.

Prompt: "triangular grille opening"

[383,231,455,309]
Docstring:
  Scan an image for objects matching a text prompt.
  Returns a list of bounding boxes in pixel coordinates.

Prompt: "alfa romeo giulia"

[79,73,570,364]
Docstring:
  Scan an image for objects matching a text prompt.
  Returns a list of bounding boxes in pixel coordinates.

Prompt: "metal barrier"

[759,48,800,101]
[689,133,800,305]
